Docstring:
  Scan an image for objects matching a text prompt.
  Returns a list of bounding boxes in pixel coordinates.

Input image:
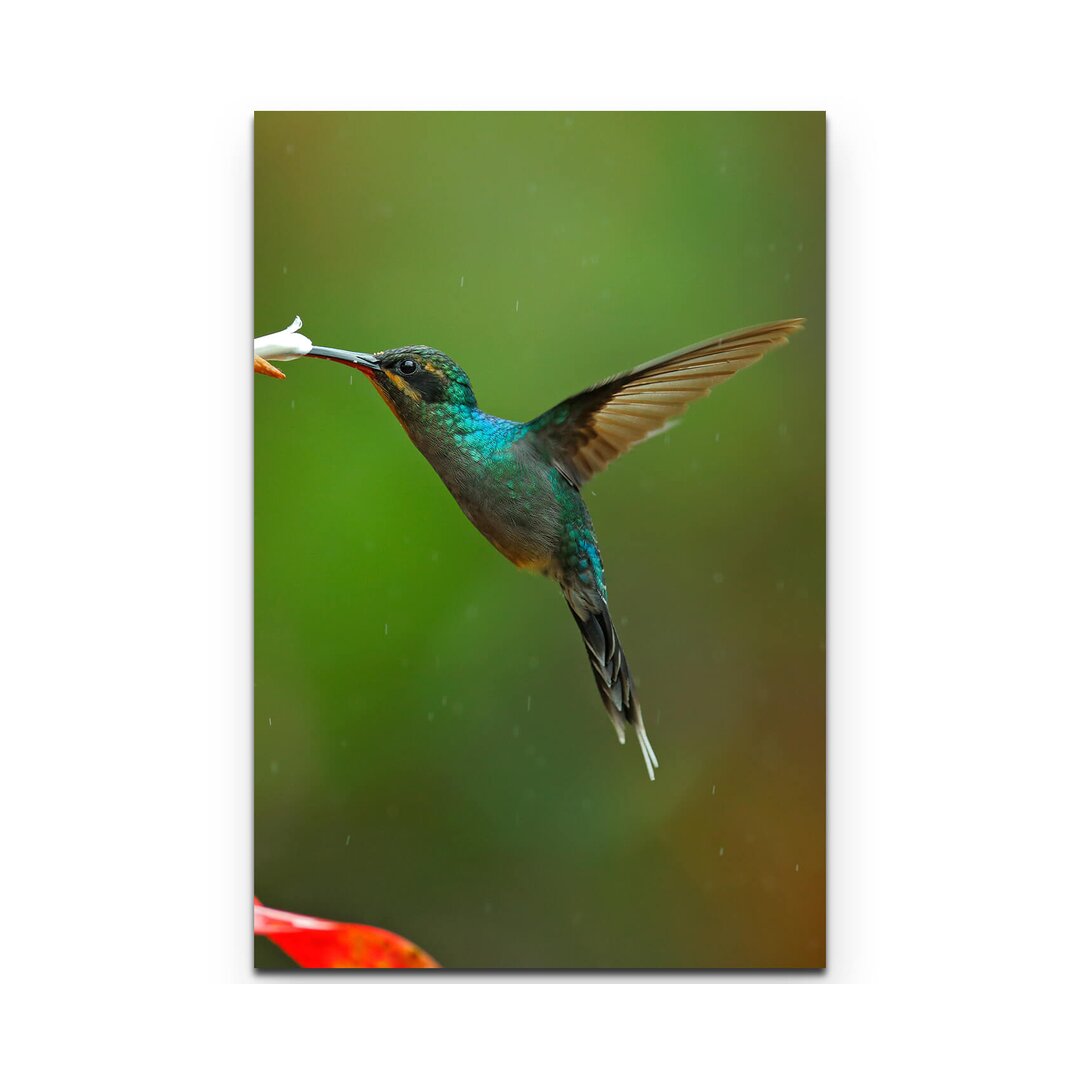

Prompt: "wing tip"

[734,316,806,344]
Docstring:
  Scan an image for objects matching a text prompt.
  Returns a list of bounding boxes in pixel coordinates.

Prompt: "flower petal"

[254,356,287,380]
[254,899,440,969]
[254,315,313,362]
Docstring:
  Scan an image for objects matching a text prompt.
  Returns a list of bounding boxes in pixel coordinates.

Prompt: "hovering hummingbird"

[304,319,803,779]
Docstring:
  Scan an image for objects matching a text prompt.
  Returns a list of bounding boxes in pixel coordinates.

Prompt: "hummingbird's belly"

[458,492,560,572]
[440,463,562,574]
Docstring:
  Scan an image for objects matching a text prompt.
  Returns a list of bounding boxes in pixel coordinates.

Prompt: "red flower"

[255,899,439,969]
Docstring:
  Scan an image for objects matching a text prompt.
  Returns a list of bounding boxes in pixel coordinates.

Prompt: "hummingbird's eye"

[397,358,419,376]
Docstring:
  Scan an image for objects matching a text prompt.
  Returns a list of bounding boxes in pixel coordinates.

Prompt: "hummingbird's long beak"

[307,346,381,372]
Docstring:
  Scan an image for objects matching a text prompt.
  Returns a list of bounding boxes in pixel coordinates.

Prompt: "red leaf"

[254,898,439,969]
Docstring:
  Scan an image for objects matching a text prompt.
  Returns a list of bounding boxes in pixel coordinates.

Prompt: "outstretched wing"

[527,319,804,486]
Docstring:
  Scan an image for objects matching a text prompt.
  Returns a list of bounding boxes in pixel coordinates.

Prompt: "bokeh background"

[255,112,824,969]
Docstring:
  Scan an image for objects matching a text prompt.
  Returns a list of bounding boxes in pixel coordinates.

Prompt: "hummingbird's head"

[307,344,477,421]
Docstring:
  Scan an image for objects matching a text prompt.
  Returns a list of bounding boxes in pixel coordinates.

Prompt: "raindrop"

[718,847,724,856]
[711,784,717,795]
[268,717,272,727]
[515,299,520,312]
[713,572,724,584]
[460,276,465,287]
[384,623,389,635]
[346,835,351,846]
[526,696,532,712]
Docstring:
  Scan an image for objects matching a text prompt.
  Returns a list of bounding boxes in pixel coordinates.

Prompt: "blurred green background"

[255,112,824,969]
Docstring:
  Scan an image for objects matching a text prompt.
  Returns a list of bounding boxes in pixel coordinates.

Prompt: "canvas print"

[255,111,825,969]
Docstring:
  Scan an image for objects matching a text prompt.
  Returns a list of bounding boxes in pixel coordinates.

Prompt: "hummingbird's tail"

[563,591,659,780]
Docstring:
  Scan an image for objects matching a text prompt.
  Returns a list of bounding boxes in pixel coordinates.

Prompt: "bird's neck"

[405,404,523,465]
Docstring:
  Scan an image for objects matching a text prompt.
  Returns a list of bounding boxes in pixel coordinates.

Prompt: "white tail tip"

[633,719,658,781]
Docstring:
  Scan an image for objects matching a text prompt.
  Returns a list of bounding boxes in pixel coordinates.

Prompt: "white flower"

[254,315,313,363]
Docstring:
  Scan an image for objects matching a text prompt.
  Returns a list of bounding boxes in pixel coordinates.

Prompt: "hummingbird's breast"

[408,408,566,573]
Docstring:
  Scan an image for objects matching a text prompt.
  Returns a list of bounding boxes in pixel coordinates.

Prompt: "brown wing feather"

[528,319,804,485]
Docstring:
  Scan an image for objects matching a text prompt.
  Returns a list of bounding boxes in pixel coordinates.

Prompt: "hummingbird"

[304,319,803,779]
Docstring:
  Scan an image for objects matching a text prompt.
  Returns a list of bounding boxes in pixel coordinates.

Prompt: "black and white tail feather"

[565,592,658,780]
